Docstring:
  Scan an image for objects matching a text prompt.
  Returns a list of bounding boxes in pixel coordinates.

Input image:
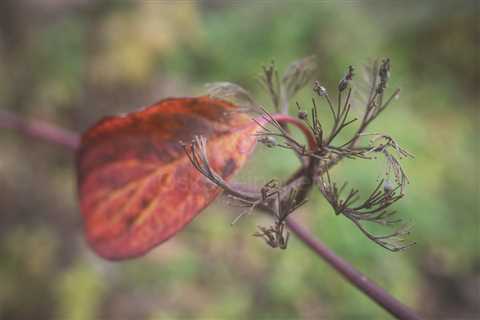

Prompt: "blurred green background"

[0,1,478,319]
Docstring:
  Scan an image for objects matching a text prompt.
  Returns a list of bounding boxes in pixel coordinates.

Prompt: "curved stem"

[0,109,420,319]
[255,113,317,151]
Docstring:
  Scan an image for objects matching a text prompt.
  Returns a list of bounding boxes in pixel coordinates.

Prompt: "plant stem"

[255,112,317,150]
[0,110,79,150]
[286,217,421,320]
[0,110,421,320]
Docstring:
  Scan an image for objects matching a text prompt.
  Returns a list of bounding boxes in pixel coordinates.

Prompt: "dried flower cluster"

[185,57,414,252]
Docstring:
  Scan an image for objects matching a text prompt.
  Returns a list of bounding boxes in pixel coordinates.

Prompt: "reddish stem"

[286,217,421,320]
[255,113,317,150]
[0,109,420,319]
[0,110,79,150]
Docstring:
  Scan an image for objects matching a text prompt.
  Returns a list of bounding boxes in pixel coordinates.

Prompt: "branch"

[0,109,79,150]
[286,217,421,320]
[0,110,421,320]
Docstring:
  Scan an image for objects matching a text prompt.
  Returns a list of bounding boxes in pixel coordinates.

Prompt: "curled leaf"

[76,96,258,260]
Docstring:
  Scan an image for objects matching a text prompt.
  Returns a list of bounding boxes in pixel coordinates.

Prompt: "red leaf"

[76,97,258,260]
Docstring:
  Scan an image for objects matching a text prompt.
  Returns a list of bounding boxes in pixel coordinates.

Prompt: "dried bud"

[259,136,277,148]
[338,65,354,92]
[313,80,327,96]
[298,110,308,120]
[383,180,394,193]
[376,58,391,94]
[338,79,348,92]
[379,58,391,81]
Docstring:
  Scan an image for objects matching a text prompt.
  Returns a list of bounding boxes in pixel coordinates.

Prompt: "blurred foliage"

[0,1,478,319]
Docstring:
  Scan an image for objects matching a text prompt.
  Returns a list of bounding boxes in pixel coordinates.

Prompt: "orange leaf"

[76,97,258,260]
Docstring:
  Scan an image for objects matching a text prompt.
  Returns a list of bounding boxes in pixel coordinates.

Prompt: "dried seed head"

[338,65,354,92]
[298,110,308,120]
[206,82,257,109]
[282,56,318,100]
[313,80,327,96]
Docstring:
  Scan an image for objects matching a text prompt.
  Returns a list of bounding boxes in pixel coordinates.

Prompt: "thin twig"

[0,110,79,150]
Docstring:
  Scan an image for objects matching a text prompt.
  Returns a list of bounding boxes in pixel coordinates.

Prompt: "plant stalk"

[286,217,421,320]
